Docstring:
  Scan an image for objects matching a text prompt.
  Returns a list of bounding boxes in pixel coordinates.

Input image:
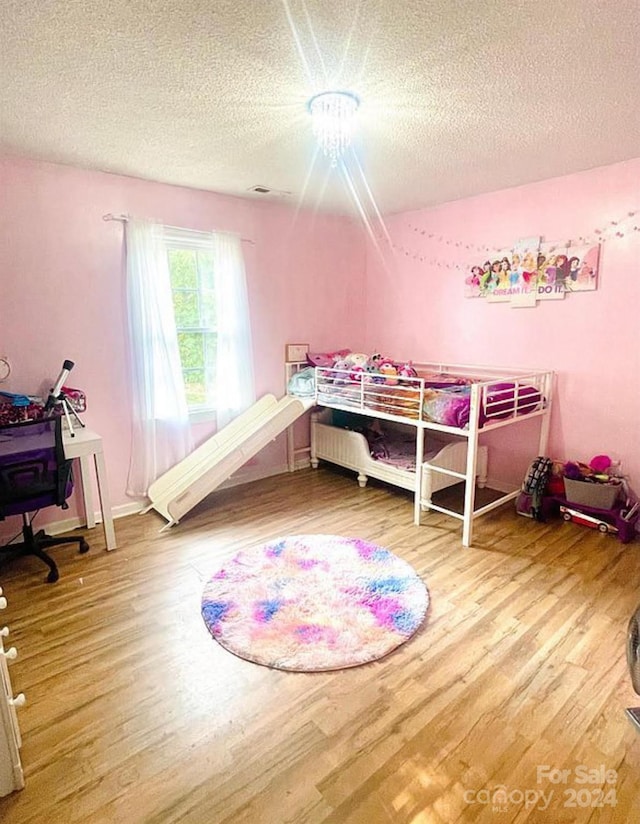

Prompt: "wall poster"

[465,237,600,307]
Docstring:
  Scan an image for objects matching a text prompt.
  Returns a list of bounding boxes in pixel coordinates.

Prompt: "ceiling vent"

[247,185,292,197]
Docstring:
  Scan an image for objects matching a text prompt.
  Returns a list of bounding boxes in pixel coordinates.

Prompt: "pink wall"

[365,158,640,490]
[0,157,365,523]
[2,153,638,536]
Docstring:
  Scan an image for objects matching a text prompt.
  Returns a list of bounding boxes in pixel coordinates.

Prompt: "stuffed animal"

[589,454,612,474]
[368,355,389,384]
[306,349,351,368]
[397,361,418,379]
[344,352,370,369]
[379,362,399,386]
[339,352,369,382]
[349,365,367,383]
[331,358,352,385]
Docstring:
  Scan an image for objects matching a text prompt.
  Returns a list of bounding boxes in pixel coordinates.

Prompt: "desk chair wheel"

[46,568,60,584]
[79,540,90,554]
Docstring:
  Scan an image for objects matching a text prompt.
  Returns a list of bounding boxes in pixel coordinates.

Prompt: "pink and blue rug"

[201,534,429,671]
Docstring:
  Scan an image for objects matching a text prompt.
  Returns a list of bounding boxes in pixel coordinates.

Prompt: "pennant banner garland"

[407,207,638,255]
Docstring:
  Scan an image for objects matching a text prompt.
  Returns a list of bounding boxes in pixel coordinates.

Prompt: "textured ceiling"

[1,0,640,215]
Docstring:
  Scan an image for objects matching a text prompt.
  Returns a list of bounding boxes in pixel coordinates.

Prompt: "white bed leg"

[477,447,488,489]
[462,388,480,547]
[286,426,295,472]
[462,456,477,547]
[357,473,368,488]
[538,402,552,456]
[310,411,319,470]
[414,427,425,526]
[421,474,432,512]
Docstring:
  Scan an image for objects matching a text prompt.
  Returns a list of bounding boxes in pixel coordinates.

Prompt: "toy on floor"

[560,502,638,543]
[516,453,639,543]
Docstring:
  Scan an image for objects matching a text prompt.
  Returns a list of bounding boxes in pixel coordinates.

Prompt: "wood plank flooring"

[1,466,639,823]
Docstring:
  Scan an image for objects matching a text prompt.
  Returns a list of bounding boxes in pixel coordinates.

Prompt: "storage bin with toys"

[517,453,639,543]
[562,455,625,509]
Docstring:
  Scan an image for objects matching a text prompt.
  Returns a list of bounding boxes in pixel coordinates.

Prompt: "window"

[162,224,254,428]
[126,218,252,494]
[167,243,217,412]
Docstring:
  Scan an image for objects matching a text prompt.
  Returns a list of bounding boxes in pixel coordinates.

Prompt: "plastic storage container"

[563,477,621,510]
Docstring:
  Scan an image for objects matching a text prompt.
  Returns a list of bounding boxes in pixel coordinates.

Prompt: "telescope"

[44,360,85,436]
[44,359,75,412]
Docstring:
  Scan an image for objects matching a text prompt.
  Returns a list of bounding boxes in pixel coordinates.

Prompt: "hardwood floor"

[1,466,639,823]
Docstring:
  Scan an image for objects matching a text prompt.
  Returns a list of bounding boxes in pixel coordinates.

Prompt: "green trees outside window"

[168,248,216,409]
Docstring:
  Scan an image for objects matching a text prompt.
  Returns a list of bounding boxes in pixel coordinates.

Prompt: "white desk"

[63,428,116,550]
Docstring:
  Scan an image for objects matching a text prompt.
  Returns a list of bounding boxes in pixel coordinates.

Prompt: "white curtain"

[125,218,193,496]
[212,232,255,428]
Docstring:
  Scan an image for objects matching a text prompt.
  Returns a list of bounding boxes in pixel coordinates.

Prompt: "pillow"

[306,349,351,368]
[287,367,315,397]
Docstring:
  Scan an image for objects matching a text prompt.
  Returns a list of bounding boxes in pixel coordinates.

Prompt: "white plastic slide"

[146,394,313,527]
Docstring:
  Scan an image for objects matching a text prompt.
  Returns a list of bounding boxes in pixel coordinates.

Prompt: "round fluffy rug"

[201,534,429,671]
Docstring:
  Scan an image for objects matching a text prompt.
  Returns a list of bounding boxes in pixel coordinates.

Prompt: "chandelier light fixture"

[307,90,360,166]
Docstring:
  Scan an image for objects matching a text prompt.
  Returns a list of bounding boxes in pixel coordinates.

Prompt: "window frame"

[164,228,217,421]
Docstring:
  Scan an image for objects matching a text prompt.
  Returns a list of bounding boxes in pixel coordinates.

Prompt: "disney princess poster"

[484,249,514,302]
[535,242,568,300]
[464,239,600,302]
[507,236,540,307]
[564,243,600,291]
[464,263,484,298]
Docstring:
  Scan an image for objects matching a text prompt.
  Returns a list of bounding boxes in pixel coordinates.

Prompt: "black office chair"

[0,416,89,582]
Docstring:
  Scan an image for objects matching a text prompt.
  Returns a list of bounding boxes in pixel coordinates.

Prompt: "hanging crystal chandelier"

[307,90,360,166]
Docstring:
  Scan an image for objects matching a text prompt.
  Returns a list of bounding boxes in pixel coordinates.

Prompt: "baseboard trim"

[485,477,518,495]
[0,466,517,541]
[22,460,312,537]
[41,500,146,536]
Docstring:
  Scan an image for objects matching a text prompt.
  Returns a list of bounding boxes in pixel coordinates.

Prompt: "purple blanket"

[423,382,542,428]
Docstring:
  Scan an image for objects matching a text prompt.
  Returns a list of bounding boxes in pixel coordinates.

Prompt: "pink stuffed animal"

[397,361,418,380]
[342,353,370,382]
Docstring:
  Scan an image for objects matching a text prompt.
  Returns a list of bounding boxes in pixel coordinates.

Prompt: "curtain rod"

[102,213,254,245]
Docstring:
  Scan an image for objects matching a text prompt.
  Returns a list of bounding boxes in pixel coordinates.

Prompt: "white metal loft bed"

[287,359,554,547]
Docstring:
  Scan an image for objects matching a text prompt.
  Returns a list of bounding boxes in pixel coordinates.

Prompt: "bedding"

[423,382,543,428]
[315,372,466,419]
[316,384,422,419]
[365,427,441,472]
[316,380,543,428]
[290,361,544,430]
[333,414,445,472]
[311,411,491,513]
